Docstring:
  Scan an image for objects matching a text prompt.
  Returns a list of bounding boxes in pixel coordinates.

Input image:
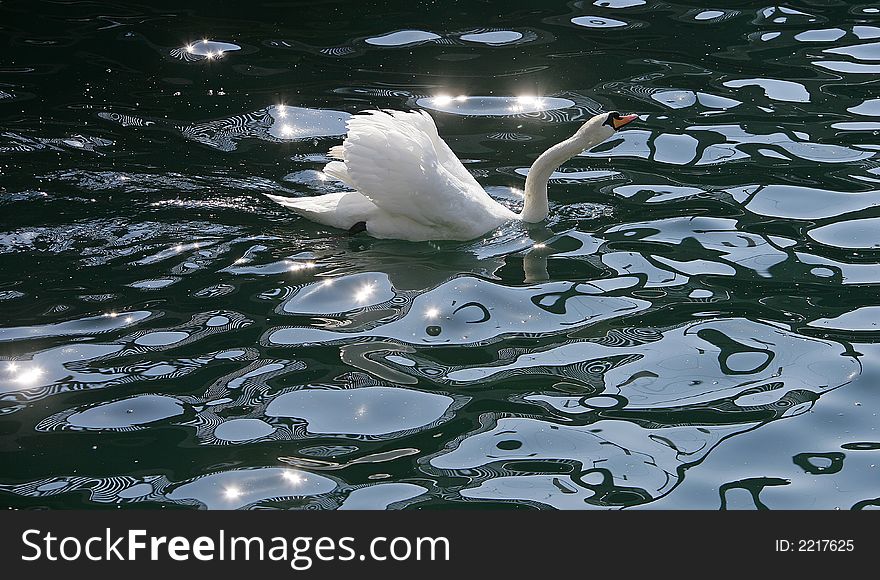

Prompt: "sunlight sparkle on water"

[11,366,44,385]
[425,307,440,319]
[432,95,467,105]
[282,470,307,485]
[510,95,545,112]
[288,261,316,272]
[354,283,376,302]
[224,486,242,500]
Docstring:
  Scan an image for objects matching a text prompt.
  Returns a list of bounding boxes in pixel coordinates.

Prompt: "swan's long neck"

[521,127,607,223]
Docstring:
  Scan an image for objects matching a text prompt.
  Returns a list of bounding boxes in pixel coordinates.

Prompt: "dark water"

[1,0,879,510]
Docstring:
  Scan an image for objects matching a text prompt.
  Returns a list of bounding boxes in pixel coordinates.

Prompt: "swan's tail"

[264,192,376,231]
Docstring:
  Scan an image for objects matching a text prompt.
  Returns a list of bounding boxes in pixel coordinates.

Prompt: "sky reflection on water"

[1,0,879,510]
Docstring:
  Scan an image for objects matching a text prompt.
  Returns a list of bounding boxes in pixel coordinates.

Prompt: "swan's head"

[575,111,638,145]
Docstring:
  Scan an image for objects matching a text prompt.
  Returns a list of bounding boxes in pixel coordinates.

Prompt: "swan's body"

[266,109,635,241]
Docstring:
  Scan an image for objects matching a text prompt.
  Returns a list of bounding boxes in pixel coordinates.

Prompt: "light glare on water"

[0,0,879,511]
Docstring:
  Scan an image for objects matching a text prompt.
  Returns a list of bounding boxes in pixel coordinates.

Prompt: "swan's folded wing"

[337,110,503,229]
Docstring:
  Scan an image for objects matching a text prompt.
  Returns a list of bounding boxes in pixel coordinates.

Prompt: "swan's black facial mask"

[604,112,638,131]
[604,112,621,128]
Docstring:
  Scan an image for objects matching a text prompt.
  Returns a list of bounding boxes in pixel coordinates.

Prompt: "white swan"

[265,109,636,241]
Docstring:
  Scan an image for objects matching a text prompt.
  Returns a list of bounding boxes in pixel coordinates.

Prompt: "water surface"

[1,0,879,510]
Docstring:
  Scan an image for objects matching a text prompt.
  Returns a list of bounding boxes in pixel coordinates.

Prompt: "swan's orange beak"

[611,114,638,130]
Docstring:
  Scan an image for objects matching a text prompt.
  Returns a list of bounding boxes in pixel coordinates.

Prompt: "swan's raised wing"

[394,110,486,193]
[325,110,510,234]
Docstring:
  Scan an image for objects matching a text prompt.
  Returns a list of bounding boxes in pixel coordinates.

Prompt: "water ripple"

[2,0,879,510]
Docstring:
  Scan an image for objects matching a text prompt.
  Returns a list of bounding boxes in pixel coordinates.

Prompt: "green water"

[1,0,879,510]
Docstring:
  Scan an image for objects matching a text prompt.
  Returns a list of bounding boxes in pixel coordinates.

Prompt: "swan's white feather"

[336,110,514,240]
[263,190,466,241]
[322,160,351,184]
[264,191,376,231]
[265,109,626,241]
